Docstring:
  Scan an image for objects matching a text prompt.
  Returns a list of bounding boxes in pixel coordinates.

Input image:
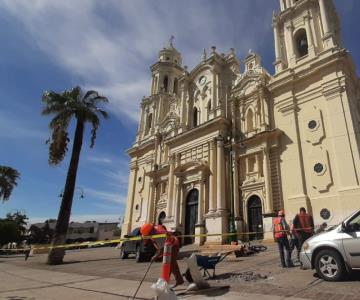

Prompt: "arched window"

[193,107,198,127]
[145,113,152,134]
[173,78,178,95]
[295,29,308,58]
[158,211,166,225]
[207,100,211,111]
[246,109,254,132]
[163,76,169,92]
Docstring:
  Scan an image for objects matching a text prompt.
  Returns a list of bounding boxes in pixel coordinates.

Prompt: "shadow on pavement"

[312,270,360,282]
[62,257,120,264]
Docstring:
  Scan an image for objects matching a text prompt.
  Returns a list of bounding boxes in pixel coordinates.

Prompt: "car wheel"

[120,246,128,259]
[315,249,346,281]
[135,246,143,263]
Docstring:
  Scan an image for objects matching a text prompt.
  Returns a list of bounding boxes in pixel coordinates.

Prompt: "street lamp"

[58,186,85,199]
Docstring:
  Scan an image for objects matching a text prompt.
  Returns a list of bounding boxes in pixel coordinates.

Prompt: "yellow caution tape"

[0,226,320,253]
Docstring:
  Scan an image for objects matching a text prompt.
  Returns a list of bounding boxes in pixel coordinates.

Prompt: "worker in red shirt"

[293,207,314,249]
[141,223,184,288]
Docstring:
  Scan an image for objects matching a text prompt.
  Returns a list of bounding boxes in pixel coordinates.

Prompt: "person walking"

[289,222,300,261]
[273,210,294,268]
[293,207,314,249]
[140,223,184,288]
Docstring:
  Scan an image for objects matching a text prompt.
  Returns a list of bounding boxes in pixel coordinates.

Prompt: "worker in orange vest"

[293,207,314,249]
[140,223,184,288]
[273,210,294,268]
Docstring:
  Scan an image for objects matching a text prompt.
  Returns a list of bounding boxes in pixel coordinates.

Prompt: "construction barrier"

[0,225,326,254]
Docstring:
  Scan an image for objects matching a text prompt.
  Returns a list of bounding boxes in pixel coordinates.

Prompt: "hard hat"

[140,223,154,236]
[278,210,285,217]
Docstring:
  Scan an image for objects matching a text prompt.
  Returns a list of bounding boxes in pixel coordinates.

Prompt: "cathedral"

[122,0,360,244]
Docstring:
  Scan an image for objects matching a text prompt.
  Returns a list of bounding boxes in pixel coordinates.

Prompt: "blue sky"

[0,0,359,224]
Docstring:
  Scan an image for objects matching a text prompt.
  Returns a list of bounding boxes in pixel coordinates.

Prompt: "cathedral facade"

[122,0,360,244]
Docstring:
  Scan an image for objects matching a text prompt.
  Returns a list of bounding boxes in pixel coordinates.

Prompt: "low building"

[29,221,119,243]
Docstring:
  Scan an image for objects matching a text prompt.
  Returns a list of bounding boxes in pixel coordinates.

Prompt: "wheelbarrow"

[183,251,232,281]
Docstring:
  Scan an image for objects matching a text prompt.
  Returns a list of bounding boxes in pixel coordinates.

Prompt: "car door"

[342,211,360,268]
[126,228,139,253]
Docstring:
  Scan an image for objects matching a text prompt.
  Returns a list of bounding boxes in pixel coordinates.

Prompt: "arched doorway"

[158,211,166,225]
[247,195,264,241]
[184,189,198,245]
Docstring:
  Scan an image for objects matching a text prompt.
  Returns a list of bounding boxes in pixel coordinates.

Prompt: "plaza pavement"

[0,245,359,300]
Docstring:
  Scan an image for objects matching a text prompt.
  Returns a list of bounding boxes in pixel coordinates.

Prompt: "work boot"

[170,280,184,289]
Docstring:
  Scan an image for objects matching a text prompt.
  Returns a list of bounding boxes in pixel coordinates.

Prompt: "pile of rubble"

[214,271,269,283]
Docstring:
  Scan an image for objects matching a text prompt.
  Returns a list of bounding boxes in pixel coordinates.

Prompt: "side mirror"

[341,222,347,232]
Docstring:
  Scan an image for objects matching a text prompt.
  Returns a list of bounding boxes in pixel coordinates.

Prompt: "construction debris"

[214,271,269,283]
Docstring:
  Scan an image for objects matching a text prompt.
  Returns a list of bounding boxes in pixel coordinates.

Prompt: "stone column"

[208,140,216,213]
[195,171,206,245]
[212,72,217,109]
[121,163,138,236]
[198,172,205,225]
[304,15,315,55]
[273,21,281,62]
[173,177,183,227]
[286,0,291,9]
[216,138,226,212]
[319,0,331,36]
[146,179,156,223]
[166,154,176,219]
[263,146,273,213]
[232,150,240,219]
[286,24,296,65]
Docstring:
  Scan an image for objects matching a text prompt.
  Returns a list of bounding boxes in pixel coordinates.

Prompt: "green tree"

[0,220,20,246]
[42,86,109,265]
[0,166,20,202]
[5,211,28,238]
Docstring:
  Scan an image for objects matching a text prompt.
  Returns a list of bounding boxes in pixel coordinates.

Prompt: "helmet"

[140,223,154,236]
[278,210,285,217]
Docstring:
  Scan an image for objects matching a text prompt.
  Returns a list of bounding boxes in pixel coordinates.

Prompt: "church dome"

[158,36,182,66]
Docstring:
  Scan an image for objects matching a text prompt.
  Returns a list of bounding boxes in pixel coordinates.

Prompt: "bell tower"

[150,36,183,96]
[273,0,342,73]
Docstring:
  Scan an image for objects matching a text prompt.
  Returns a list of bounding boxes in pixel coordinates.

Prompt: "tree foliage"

[0,211,28,246]
[0,166,20,202]
[42,86,109,165]
[0,220,20,246]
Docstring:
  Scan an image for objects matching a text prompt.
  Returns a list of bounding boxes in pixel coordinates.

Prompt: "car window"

[131,228,140,236]
[348,214,360,231]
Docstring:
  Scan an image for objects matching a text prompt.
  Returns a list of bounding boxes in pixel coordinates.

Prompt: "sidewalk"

[0,262,306,300]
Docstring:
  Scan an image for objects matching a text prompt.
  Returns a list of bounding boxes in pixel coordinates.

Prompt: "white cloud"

[0,111,46,139]
[84,186,125,204]
[0,0,276,124]
[86,155,113,164]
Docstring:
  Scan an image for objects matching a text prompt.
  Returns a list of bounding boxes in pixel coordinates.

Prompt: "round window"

[308,120,317,130]
[320,208,331,220]
[314,163,324,174]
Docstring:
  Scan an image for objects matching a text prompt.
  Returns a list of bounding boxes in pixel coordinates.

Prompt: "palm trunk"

[47,119,84,265]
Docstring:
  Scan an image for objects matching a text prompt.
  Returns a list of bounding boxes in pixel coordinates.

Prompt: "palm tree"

[42,86,109,265]
[0,166,20,202]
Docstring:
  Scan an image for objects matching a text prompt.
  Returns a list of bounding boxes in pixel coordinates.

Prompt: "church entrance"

[184,189,198,245]
[247,195,264,241]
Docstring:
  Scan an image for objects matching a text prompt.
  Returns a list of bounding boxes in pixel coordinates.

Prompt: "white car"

[300,209,360,281]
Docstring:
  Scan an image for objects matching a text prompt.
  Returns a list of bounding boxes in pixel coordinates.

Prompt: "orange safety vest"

[297,213,313,233]
[273,217,286,239]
